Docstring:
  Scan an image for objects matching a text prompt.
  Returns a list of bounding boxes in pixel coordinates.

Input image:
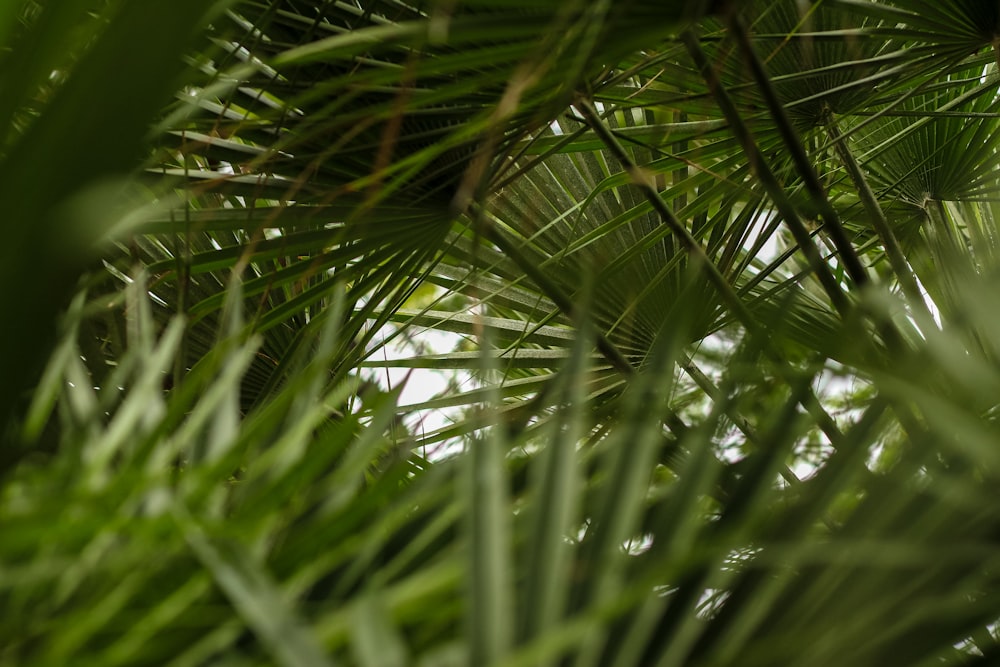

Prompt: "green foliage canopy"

[5,1,1000,665]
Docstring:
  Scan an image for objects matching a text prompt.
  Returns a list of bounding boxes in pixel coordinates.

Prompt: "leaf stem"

[574,97,848,450]
[724,15,871,289]
[680,30,851,316]
[821,109,931,317]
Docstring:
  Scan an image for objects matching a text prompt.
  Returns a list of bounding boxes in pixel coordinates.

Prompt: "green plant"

[5,1,1000,665]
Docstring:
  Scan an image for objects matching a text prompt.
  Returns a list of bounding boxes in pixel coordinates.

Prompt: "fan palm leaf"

[9,0,1000,665]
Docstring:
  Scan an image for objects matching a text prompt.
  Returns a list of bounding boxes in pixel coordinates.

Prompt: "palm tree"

[5,1,1000,665]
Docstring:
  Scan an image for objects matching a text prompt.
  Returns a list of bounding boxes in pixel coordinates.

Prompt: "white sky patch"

[696,588,731,620]
[384,365,449,407]
[748,209,781,262]
[912,273,942,330]
[364,323,471,458]
[624,533,654,556]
